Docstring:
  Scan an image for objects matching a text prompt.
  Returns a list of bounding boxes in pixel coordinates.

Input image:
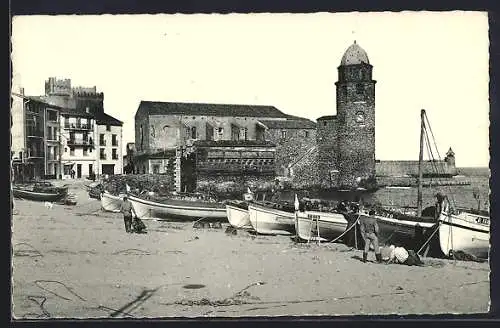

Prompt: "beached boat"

[437,199,490,258]
[101,192,126,213]
[372,209,437,248]
[226,201,253,229]
[12,182,68,202]
[127,193,227,221]
[295,210,348,242]
[248,202,295,235]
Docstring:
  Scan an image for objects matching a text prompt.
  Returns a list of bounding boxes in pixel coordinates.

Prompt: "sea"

[278,167,491,214]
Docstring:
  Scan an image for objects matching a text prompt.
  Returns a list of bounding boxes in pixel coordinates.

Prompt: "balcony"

[64,123,93,130]
[67,139,94,147]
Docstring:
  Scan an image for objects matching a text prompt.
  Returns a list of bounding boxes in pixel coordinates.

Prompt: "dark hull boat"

[13,186,68,202]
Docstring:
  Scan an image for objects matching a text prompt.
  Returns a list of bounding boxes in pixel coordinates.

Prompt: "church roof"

[136,101,289,119]
[340,41,370,66]
[258,118,316,129]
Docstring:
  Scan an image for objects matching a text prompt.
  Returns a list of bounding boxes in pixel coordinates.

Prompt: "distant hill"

[456,167,490,177]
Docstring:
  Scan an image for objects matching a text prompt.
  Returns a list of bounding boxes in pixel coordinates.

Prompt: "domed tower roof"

[340,41,370,66]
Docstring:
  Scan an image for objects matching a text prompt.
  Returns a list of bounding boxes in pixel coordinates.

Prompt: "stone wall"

[288,146,322,189]
[265,127,316,176]
[376,160,457,177]
[316,117,338,188]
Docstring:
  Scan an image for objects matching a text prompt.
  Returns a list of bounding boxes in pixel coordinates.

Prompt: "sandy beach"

[11,180,490,318]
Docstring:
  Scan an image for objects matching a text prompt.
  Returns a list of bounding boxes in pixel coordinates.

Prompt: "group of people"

[358,208,423,266]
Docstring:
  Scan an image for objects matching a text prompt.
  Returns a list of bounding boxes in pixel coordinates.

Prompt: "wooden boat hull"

[374,215,436,249]
[128,195,227,221]
[295,211,348,242]
[438,210,490,259]
[12,188,66,202]
[101,192,126,213]
[226,203,252,229]
[248,203,295,235]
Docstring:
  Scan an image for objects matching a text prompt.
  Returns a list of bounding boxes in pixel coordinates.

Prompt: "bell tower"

[335,41,376,189]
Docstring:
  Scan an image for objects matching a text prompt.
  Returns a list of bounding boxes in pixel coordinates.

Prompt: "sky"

[11,11,490,167]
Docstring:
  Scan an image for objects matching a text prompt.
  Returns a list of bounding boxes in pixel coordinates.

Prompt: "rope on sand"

[34,280,87,302]
[13,242,43,258]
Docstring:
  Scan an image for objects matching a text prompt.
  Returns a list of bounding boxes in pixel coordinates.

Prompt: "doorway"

[102,164,115,175]
[77,164,82,178]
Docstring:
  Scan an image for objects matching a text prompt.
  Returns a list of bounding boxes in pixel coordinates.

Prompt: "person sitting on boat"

[120,196,137,233]
[359,209,382,263]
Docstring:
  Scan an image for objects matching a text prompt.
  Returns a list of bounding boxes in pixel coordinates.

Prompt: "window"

[281,130,287,139]
[152,165,160,174]
[100,148,106,160]
[70,147,75,156]
[323,121,327,127]
[99,134,105,146]
[185,127,191,138]
[191,126,197,139]
[342,86,347,96]
[83,148,88,156]
[112,134,118,146]
[241,128,248,140]
[305,130,309,138]
[356,83,364,95]
[106,125,111,131]
[112,148,118,160]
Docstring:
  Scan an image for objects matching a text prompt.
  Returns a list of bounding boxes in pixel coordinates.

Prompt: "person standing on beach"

[120,196,137,233]
[359,209,382,263]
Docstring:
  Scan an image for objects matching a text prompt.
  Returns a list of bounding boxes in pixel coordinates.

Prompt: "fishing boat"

[226,200,253,229]
[295,210,348,242]
[100,191,126,213]
[371,208,437,248]
[437,197,490,258]
[248,201,296,235]
[371,109,490,258]
[12,182,68,202]
[368,109,443,249]
[127,193,227,221]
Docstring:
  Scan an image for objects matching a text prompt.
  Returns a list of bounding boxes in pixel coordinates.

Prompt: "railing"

[112,155,119,160]
[64,123,92,130]
[67,139,94,147]
[100,140,106,146]
[112,141,118,147]
[100,154,107,160]
[196,163,275,173]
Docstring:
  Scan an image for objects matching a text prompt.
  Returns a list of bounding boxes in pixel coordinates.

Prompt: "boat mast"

[417,109,425,217]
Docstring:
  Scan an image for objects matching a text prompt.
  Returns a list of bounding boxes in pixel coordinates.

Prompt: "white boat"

[438,199,490,259]
[101,192,126,212]
[295,210,348,242]
[248,202,295,235]
[127,194,227,221]
[226,201,253,230]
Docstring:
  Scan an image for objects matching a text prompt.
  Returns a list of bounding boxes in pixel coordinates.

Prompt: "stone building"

[316,41,377,189]
[11,89,63,181]
[43,77,123,177]
[134,101,314,192]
